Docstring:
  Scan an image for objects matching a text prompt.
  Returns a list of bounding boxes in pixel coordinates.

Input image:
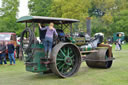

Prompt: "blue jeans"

[0,54,2,64]
[8,53,15,64]
[44,37,53,58]
[0,53,7,64]
[41,39,45,45]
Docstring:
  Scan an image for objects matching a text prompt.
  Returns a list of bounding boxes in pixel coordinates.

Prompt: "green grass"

[0,44,128,85]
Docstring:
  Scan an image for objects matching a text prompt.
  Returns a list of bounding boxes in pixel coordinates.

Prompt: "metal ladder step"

[25,62,37,66]
[40,57,51,60]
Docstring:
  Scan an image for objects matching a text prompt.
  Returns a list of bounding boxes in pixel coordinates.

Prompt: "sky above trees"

[18,0,29,17]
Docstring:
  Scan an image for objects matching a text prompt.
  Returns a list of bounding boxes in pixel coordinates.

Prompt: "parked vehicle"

[113,32,125,44]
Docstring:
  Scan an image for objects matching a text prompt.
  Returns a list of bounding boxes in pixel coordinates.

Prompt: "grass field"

[0,44,128,85]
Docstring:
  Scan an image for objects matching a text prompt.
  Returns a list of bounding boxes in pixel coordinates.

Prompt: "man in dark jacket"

[0,42,7,65]
[39,23,46,44]
[7,42,15,65]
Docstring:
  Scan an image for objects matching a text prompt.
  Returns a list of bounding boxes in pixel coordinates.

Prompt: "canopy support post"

[70,23,73,36]
[61,23,63,30]
[25,22,28,29]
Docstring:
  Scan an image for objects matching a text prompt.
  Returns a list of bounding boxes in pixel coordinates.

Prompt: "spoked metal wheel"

[22,35,30,49]
[20,28,34,53]
[50,43,81,78]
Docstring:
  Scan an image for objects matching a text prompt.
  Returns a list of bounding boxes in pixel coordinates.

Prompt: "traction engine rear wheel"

[50,43,81,78]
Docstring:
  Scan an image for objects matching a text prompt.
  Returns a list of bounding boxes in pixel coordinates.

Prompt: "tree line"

[0,0,128,38]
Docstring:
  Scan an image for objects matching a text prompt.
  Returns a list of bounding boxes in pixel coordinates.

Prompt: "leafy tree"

[51,0,91,33]
[89,0,120,36]
[0,0,127,37]
[110,10,128,36]
[89,0,116,17]
[0,0,21,35]
[28,0,52,16]
[115,0,128,10]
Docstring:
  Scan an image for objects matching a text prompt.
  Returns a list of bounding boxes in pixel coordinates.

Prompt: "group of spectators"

[0,41,15,65]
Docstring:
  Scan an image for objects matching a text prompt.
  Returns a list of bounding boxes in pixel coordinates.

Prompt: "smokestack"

[86,17,91,36]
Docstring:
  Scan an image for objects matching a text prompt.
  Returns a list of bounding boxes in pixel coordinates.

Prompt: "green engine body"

[25,37,92,73]
[25,44,48,73]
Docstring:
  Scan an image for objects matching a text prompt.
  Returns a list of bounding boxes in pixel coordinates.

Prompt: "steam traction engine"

[17,16,114,78]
